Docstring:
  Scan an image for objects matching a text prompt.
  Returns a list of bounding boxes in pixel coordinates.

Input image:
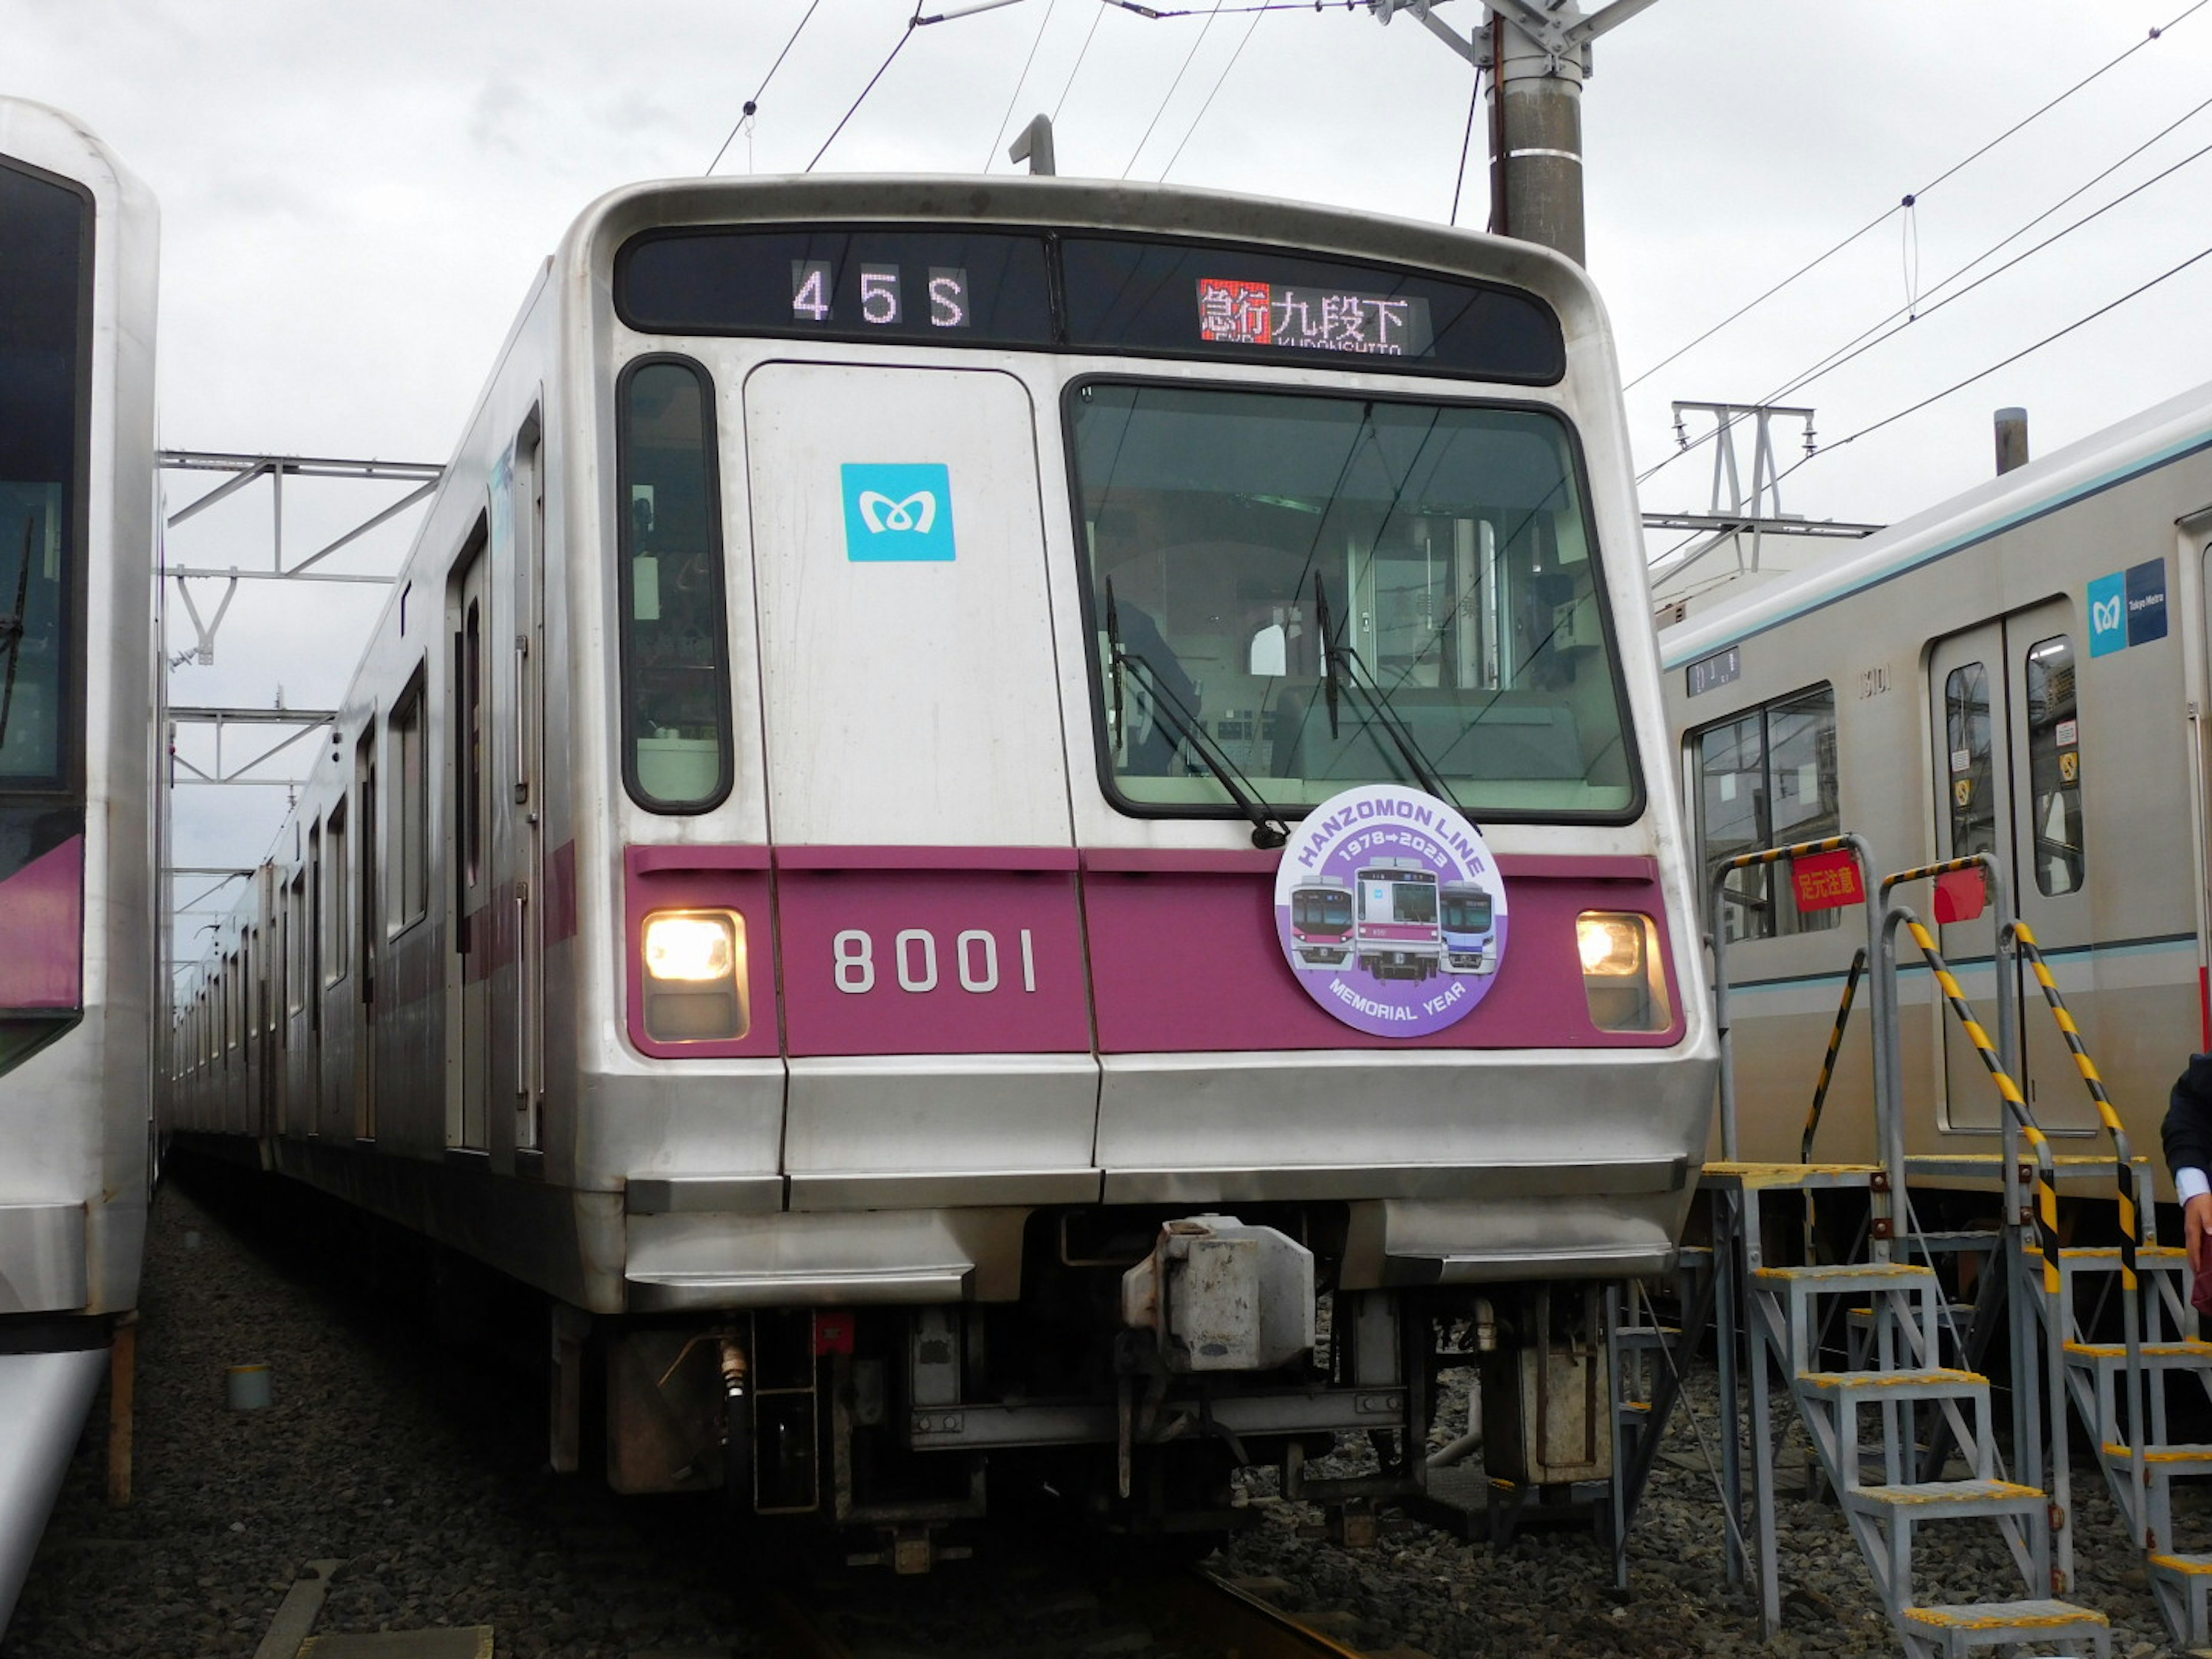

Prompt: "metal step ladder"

[2044,1237,2212,1650]
[1707,841,2111,1657]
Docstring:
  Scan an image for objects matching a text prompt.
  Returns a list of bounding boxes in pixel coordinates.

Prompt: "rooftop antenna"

[1007,113,1056,176]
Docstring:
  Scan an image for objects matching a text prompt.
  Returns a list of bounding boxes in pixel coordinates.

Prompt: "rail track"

[763,1563,1391,1659]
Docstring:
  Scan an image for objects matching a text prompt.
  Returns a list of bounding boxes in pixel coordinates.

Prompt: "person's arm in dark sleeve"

[2162,1053,2212,1267]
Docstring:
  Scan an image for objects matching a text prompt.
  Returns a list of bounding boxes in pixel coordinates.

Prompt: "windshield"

[1362,873,1437,923]
[1293,888,1353,931]
[1068,382,1635,820]
[1442,890,1493,931]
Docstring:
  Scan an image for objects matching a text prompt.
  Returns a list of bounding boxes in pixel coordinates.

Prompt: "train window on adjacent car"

[391,670,428,931]
[616,358,733,813]
[324,797,348,986]
[2025,634,2085,897]
[0,160,88,791]
[1066,382,1637,821]
[1944,662,1997,861]
[1692,685,1839,942]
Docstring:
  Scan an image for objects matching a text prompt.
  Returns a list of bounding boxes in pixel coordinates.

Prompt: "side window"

[391,669,428,931]
[1694,684,1840,942]
[616,357,733,812]
[1944,662,1996,859]
[324,797,349,986]
[2025,634,2084,896]
[286,874,307,1016]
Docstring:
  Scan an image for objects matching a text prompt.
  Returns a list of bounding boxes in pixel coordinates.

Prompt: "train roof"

[1657,376,2212,668]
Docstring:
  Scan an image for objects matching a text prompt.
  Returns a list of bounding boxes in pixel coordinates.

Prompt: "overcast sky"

[12,0,2212,916]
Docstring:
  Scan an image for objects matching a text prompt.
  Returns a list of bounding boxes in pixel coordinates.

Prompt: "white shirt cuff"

[2178,1167,2212,1205]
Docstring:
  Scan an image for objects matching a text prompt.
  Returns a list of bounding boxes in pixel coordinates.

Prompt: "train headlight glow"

[644,914,735,982]
[1577,912,1669,1033]
[639,910,748,1043]
[1577,914,1643,976]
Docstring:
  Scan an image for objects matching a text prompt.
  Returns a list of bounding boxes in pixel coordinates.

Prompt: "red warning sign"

[1791,849,1865,912]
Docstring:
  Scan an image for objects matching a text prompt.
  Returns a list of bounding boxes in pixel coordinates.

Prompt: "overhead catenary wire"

[1158,7,1265,179]
[1624,0,2209,392]
[1052,2,1109,121]
[1637,103,2212,490]
[1120,0,1228,180]
[985,0,1060,169]
[704,0,824,175]
[808,5,926,174]
[1764,235,2212,491]
[1448,58,1483,225]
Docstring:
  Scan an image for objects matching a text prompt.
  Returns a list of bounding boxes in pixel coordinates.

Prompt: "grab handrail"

[2003,918,2152,1553]
[1798,947,1868,1268]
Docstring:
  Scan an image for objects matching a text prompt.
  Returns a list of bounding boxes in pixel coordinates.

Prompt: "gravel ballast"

[1,1174,2189,1657]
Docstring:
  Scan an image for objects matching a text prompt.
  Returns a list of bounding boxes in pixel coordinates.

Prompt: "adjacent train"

[1660,383,2212,1203]
[0,99,160,1622]
[167,173,1714,1557]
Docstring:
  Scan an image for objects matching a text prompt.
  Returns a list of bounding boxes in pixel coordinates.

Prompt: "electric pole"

[1376,0,1662,266]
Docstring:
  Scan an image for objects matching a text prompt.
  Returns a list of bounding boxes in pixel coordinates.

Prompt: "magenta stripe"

[1080,847,1281,874]
[630,844,773,873]
[777,845,1080,872]
[1495,854,1657,882]
[0,835,82,1010]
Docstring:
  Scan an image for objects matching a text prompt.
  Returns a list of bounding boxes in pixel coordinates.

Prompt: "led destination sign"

[614,226,1563,382]
[1195,276,1434,357]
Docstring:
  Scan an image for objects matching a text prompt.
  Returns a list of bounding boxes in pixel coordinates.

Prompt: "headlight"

[1577,914,1645,976]
[644,913,734,982]
[1578,911,1670,1033]
[639,910,748,1043]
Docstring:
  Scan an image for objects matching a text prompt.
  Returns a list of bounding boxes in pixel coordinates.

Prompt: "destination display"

[614,227,1562,382]
[618,229,1055,346]
[1194,276,1434,357]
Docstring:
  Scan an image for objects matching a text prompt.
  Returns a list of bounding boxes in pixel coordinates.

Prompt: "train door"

[450,528,493,1150]
[1927,600,2096,1132]
[356,732,378,1140]
[743,363,1097,1191]
[505,421,546,1152]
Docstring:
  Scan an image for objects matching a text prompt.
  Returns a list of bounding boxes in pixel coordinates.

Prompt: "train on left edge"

[0,97,161,1624]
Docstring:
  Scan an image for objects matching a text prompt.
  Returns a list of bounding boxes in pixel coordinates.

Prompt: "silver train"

[168,174,1714,1554]
[1661,383,2212,1205]
[0,99,160,1622]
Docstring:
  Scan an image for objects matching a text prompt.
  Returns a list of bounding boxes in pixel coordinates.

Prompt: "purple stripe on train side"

[0,834,83,1010]
[1082,851,1683,1052]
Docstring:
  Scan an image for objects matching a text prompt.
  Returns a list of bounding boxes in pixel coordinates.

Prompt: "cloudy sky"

[11,0,2212,915]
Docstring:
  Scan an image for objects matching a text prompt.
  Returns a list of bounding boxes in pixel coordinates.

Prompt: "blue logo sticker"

[842,463,956,562]
[2126,556,2169,647]
[2088,571,2127,658]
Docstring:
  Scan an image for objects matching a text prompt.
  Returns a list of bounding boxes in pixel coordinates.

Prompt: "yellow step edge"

[1753,1262,1934,1279]
[2148,1554,2212,1575]
[2105,1444,2212,1464]
[1849,1479,2041,1508]
[1900,1600,2108,1630]
[1800,1368,1984,1391]
[2065,1340,2212,1358]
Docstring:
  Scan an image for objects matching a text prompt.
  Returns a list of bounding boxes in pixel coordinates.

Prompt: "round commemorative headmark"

[1274,783,1508,1038]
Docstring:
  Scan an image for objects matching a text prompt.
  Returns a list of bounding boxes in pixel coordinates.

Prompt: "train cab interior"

[1067,382,1638,818]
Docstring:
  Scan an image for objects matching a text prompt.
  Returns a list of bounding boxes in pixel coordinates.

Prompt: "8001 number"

[831,927,1037,995]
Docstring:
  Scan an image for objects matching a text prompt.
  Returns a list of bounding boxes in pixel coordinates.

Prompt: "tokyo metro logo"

[843,463,956,562]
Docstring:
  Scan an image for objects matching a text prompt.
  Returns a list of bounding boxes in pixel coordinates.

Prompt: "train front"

[0,100,157,1624]
[566,177,1714,1551]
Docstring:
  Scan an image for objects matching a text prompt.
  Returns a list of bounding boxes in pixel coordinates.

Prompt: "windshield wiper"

[1311,570,1466,816]
[0,516,33,751]
[1106,653,1289,853]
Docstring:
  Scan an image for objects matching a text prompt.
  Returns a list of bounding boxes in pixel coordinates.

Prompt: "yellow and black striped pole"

[1902,917,2063,1294]
[1802,948,1869,1165]
[2011,923,2139,1291]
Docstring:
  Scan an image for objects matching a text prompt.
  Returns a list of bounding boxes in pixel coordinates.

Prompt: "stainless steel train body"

[0,98,158,1622]
[168,175,1713,1540]
[1660,384,2212,1201]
